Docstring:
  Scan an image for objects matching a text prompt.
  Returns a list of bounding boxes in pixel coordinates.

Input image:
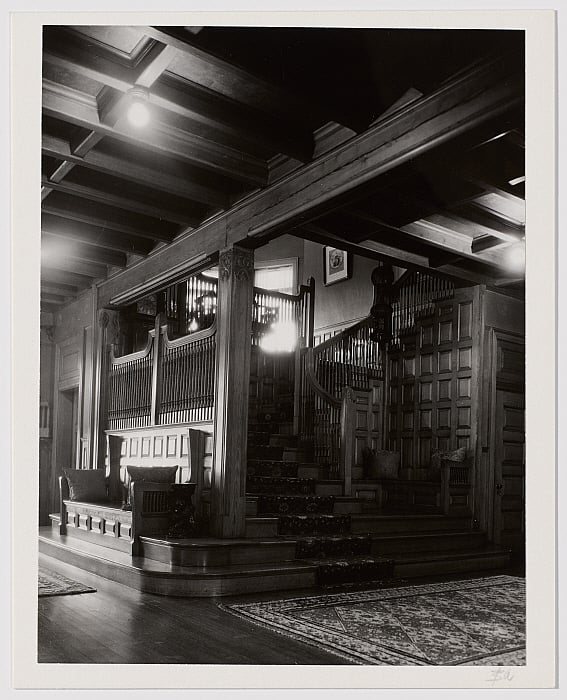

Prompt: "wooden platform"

[39,514,512,598]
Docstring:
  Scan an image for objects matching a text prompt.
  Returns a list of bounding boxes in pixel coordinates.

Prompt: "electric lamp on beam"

[127,86,151,128]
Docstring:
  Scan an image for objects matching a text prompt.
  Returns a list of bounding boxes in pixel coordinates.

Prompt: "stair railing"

[299,315,384,492]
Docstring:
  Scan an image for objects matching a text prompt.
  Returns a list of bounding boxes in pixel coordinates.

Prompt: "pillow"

[431,446,467,468]
[125,466,179,508]
[429,447,467,480]
[126,466,179,484]
[64,468,108,502]
[362,448,400,479]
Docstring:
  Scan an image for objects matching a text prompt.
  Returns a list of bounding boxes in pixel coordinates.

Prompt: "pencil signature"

[486,668,515,686]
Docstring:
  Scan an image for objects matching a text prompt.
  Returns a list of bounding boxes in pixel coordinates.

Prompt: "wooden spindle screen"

[107,336,154,430]
[158,325,217,424]
[391,271,454,347]
[165,274,218,338]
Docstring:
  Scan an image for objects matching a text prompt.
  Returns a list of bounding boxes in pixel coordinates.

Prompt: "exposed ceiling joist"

[42,256,108,279]
[40,177,197,227]
[42,196,176,244]
[42,133,228,209]
[42,215,154,256]
[42,233,128,267]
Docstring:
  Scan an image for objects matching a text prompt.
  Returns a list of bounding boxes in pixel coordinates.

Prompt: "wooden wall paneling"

[386,286,479,486]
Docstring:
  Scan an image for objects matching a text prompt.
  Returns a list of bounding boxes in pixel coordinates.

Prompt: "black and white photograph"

[7,7,558,693]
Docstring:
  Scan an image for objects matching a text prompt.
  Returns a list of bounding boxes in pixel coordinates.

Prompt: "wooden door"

[493,389,525,551]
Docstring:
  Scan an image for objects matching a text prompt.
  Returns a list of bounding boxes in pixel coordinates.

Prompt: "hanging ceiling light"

[127,86,151,128]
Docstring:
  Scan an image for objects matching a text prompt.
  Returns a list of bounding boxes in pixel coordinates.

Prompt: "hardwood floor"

[38,555,343,664]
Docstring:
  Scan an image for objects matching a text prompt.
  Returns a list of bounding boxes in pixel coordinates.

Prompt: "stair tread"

[394,546,512,564]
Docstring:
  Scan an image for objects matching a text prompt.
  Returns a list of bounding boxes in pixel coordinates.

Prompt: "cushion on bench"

[125,465,179,507]
[63,468,108,502]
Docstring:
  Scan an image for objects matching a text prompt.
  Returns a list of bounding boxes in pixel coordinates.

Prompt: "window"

[254,259,297,294]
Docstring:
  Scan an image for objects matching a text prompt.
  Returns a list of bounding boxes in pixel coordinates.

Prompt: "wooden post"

[188,427,206,528]
[150,313,165,426]
[107,434,123,503]
[210,245,254,538]
[340,386,356,497]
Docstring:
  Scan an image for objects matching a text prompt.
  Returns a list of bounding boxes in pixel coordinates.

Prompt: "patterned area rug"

[38,567,97,597]
[221,575,525,666]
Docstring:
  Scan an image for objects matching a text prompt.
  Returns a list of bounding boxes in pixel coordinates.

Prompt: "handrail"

[110,331,154,365]
[312,316,374,356]
[162,320,217,350]
[303,347,341,409]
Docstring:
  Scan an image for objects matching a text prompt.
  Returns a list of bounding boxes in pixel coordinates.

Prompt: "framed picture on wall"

[323,246,351,286]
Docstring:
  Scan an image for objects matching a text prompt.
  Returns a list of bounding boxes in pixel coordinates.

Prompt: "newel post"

[340,386,356,497]
[210,245,254,538]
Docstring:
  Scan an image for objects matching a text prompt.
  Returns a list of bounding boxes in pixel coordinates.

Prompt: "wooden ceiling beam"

[43,80,267,186]
[231,55,524,243]
[98,56,523,304]
[451,202,524,239]
[42,199,175,244]
[41,267,94,289]
[42,132,227,209]
[42,233,128,267]
[143,26,326,131]
[134,43,179,88]
[42,215,153,256]
[40,176,197,227]
[41,282,80,296]
[43,29,314,162]
[42,256,108,279]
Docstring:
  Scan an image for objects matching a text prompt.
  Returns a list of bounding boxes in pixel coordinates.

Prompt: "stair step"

[282,447,313,462]
[350,513,472,535]
[245,517,279,538]
[369,530,487,556]
[256,495,335,517]
[296,464,323,479]
[247,460,298,477]
[278,514,351,537]
[140,535,297,567]
[312,556,395,586]
[332,497,364,514]
[269,434,299,448]
[39,528,315,597]
[314,480,344,496]
[247,445,284,460]
[392,546,512,579]
[246,475,316,495]
[294,534,372,559]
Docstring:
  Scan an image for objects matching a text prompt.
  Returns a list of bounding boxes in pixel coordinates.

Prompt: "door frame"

[483,328,525,543]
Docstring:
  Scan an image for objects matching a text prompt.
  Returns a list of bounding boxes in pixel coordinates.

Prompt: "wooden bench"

[56,426,213,556]
[58,475,174,556]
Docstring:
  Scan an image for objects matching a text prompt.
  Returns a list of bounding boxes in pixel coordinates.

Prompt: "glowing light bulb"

[127,86,151,128]
[128,99,150,128]
[504,242,526,274]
